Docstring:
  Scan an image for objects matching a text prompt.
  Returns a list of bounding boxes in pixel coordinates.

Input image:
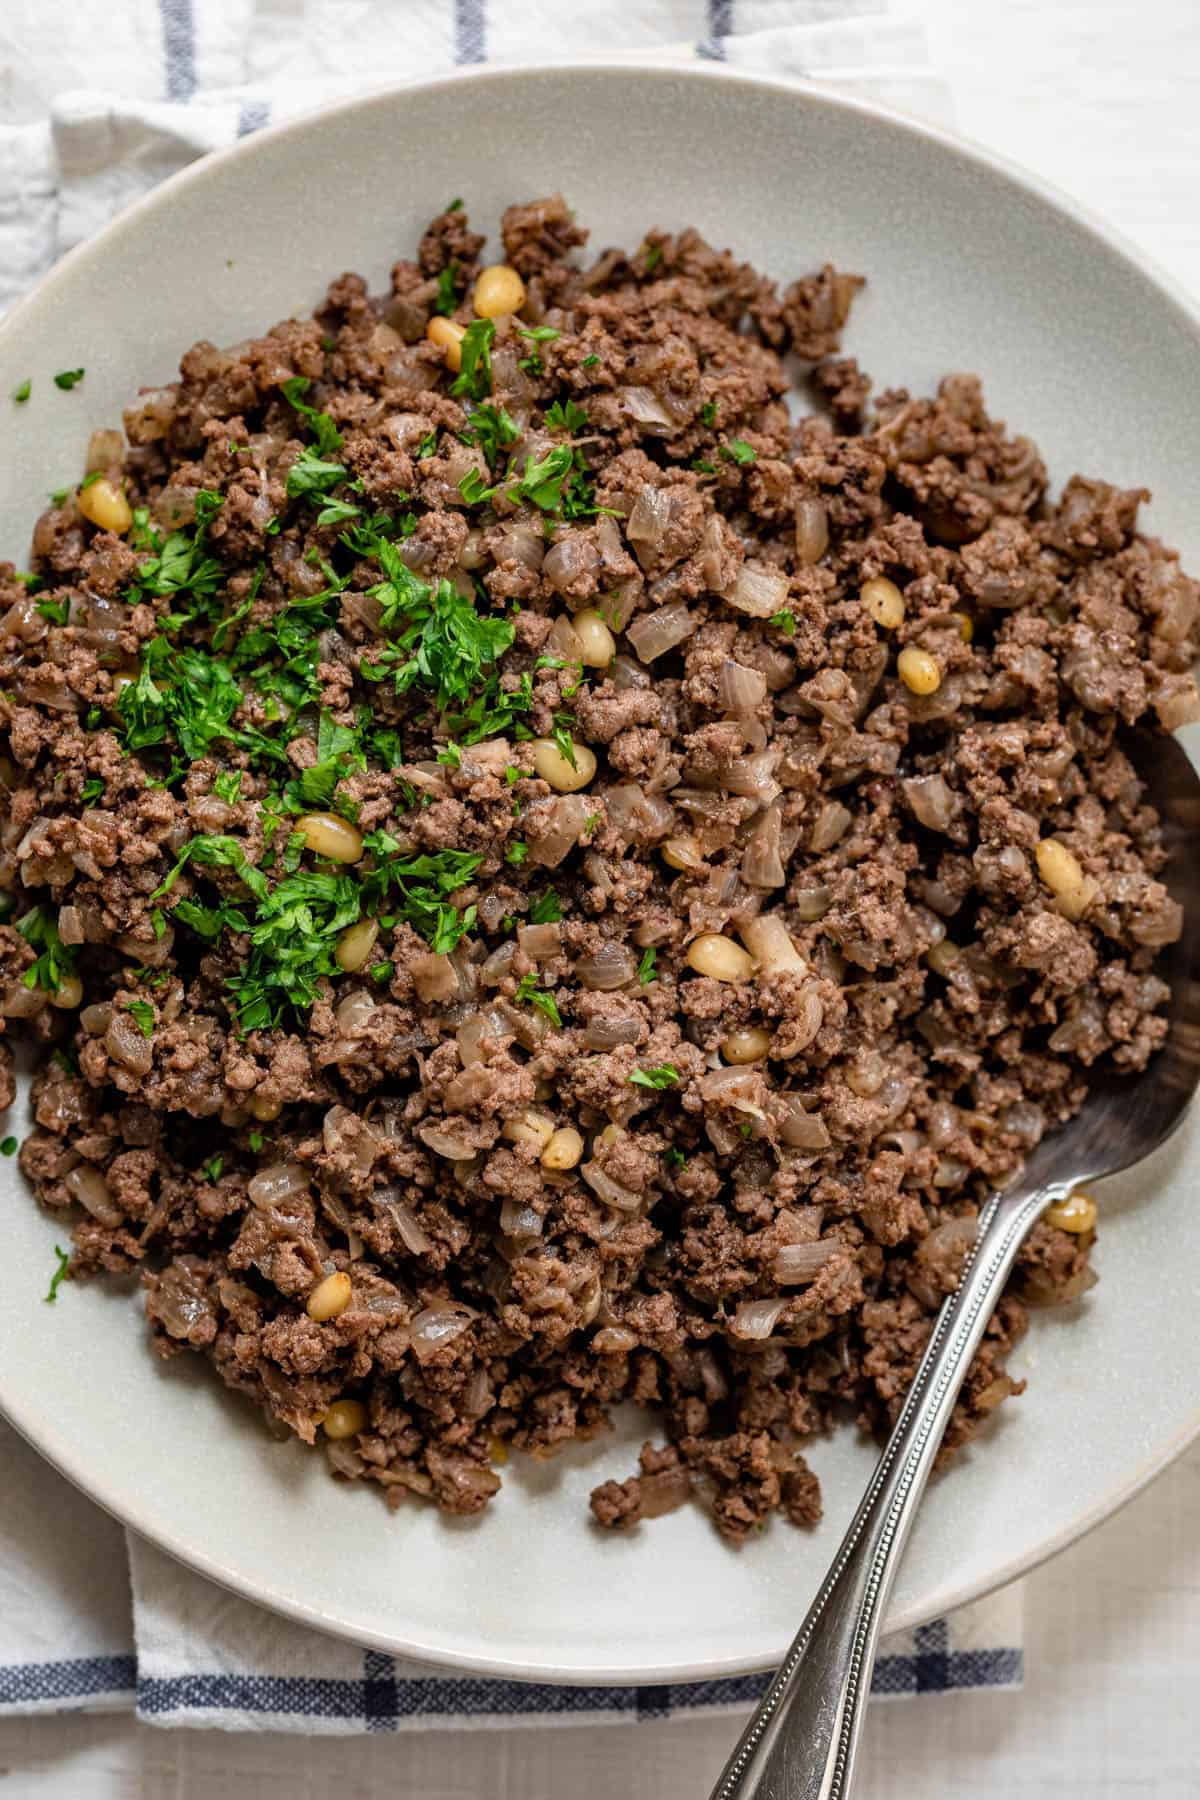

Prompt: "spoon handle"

[708,1177,1061,1800]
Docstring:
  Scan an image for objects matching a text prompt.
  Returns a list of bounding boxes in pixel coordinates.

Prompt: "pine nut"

[541,1126,584,1170]
[1045,1189,1097,1235]
[425,315,466,372]
[472,264,526,319]
[307,1271,353,1322]
[502,1109,555,1152]
[335,918,379,972]
[297,812,364,864]
[721,1028,771,1064]
[1035,838,1097,921]
[860,576,905,629]
[687,933,755,982]
[322,1398,367,1439]
[78,478,133,535]
[739,915,805,976]
[572,609,616,668]
[897,646,942,695]
[532,738,596,793]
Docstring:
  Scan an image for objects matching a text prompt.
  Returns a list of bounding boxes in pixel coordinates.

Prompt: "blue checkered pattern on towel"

[0,1621,1022,1731]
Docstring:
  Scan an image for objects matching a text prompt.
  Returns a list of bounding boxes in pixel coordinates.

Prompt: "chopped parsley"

[15,907,77,995]
[769,610,796,634]
[642,242,663,273]
[53,368,85,390]
[506,840,529,865]
[0,1136,16,1156]
[460,401,521,468]
[12,379,30,404]
[36,595,71,626]
[286,447,348,501]
[529,889,562,924]
[279,375,344,457]
[545,398,589,434]
[44,1245,70,1304]
[721,439,757,466]
[79,777,105,808]
[629,1063,680,1090]
[200,1154,224,1183]
[433,262,460,316]
[662,1146,688,1169]
[551,716,578,770]
[581,354,600,369]
[637,947,657,984]
[700,401,718,427]
[446,197,464,212]
[514,973,563,1029]
[124,1000,156,1038]
[214,770,243,805]
[514,322,560,376]
[450,318,495,402]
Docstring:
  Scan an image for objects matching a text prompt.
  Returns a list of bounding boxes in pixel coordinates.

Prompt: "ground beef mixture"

[2,199,1197,1542]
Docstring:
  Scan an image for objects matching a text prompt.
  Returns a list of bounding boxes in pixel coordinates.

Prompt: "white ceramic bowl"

[2,63,1200,1685]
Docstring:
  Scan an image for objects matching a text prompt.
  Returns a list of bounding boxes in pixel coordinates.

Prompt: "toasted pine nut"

[662,836,706,873]
[532,738,596,793]
[335,918,379,972]
[472,264,526,319]
[721,1028,771,1064]
[687,933,755,982]
[78,478,133,535]
[502,1109,555,1152]
[897,646,942,696]
[541,1126,584,1170]
[425,315,466,371]
[297,812,364,864]
[248,1093,283,1122]
[860,576,905,629]
[48,973,83,1010]
[322,1398,367,1439]
[307,1271,353,1322]
[1045,1189,1097,1235]
[953,611,974,643]
[1035,838,1096,921]
[572,609,616,668]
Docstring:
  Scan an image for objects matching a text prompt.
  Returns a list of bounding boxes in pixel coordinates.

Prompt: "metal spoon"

[710,731,1200,1800]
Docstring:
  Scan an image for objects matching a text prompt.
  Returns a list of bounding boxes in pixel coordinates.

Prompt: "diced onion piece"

[728,562,790,619]
[581,1161,642,1212]
[739,915,804,975]
[730,1298,788,1341]
[774,1241,839,1285]
[247,1162,310,1209]
[718,660,768,715]
[409,1304,476,1363]
[625,602,695,663]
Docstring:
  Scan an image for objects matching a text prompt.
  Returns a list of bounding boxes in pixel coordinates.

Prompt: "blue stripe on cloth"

[698,0,733,58]
[134,1636,1020,1728]
[237,100,271,139]
[453,0,486,64]
[0,1655,137,1708]
[363,1650,398,1733]
[159,0,197,101]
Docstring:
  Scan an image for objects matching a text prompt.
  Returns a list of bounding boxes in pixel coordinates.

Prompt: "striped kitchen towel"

[0,0,1016,1737]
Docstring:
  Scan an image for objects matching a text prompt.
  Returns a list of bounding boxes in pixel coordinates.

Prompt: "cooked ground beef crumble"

[2,196,1197,1541]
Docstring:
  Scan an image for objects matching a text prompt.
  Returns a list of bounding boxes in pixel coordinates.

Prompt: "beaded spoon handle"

[708,732,1200,1800]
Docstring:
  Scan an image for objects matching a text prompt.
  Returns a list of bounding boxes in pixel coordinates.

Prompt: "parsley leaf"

[637,947,657,984]
[544,398,589,433]
[769,610,795,634]
[12,379,30,404]
[53,368,84,390]
[662,1146,688,1169]
[200,1154,224,1182]
[721,439,757,466]
[80,777,104,808]
[286,447,348,501]
[629,1063,679,1090]
[45,1245,70,1303]
[280,375,344,457]
[700,401,718,427]
[450,318,495,401]
[433,262,460,316]
[529,890,562,924]
[514,972,563,1029]
[16,907,77,995]
[507,444,574,512]
[1,1136,16,1155]
[214,770,243,804]
[121,1000,155,1037]
[460,402,520,468]
[580,354,600,369]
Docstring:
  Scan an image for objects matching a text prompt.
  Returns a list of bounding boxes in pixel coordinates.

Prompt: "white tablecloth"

[1,0,1198,1791]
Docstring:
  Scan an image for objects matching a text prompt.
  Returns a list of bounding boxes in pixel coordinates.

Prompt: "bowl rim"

[3,57,1200,1682]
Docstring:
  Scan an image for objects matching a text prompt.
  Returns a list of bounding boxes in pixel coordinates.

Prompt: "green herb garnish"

[53,369,85,390]
[45,1245,70,1303]
[514,972,563,1029]
[637,947,657,984]
[12,379,30,404]
[629,1063,679,1090]
[721,439,757,466]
